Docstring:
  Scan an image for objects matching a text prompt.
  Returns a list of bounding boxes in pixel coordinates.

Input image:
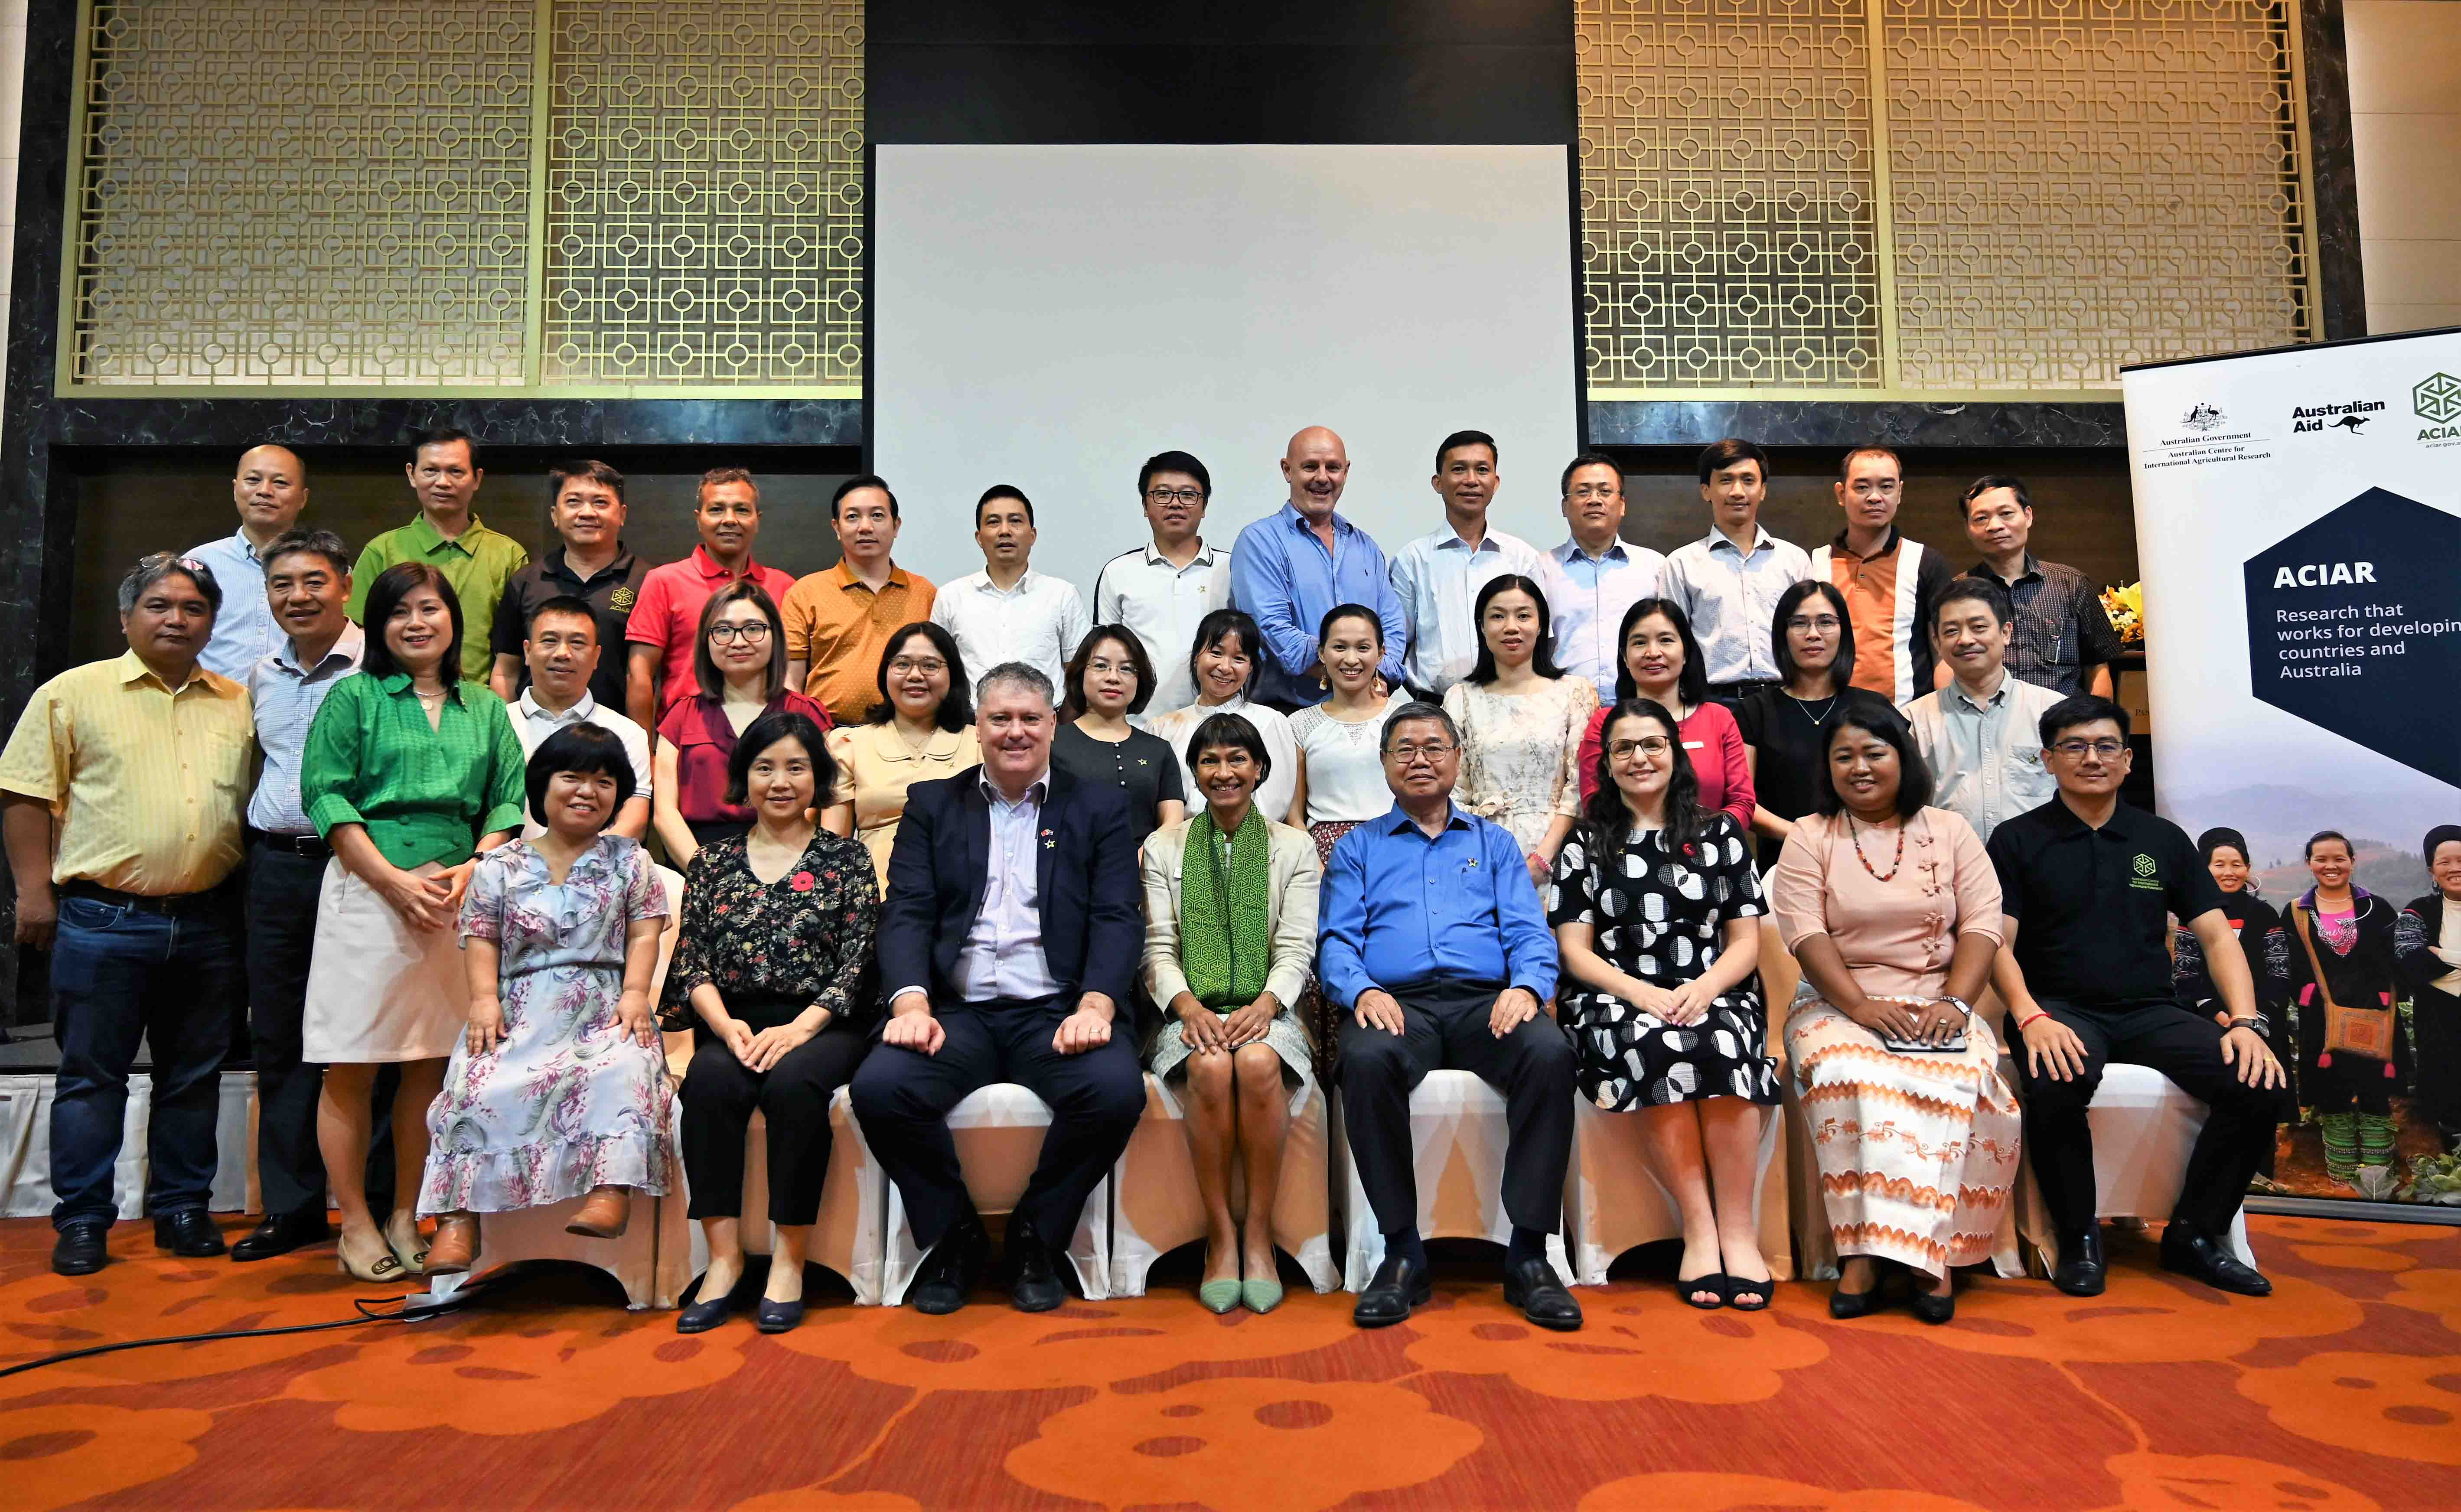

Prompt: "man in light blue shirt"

[1320,702,1579,1332]
[1228,426,1407,709]
[1660,438,1816,701]
[187,444,311,680]
[234,527,360,1261]
[1389,430,1542,697]
[1535,452,1666,701]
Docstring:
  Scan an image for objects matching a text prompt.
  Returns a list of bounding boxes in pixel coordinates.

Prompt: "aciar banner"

[2123,327,2461,1211]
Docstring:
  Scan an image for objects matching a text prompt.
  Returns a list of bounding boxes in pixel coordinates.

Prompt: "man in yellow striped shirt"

[1,553,257,1276]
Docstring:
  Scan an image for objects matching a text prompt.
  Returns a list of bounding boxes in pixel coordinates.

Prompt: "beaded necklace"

[1845,812,1905,882]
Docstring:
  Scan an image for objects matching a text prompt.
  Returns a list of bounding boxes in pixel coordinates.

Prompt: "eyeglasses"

[888,655,946,675]
[707,622,772,643]
[1786,615,1842,633]
[1386,741,1458,763]
[2050,738,2127,759]
[1146,486,1206,506]
[1608,737,1674,759]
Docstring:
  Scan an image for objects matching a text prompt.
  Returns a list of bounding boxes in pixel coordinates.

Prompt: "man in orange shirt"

[1809,446,1957,705]
[782,475,937,724]
[623,467,799,727]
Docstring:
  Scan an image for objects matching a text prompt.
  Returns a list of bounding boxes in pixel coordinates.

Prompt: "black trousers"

[679,1021,871,1226]
[244,843,328,1218]
[2011,996,2292,1238]
[849,996,1146,1252]
[1337,978,1576,1238]
[2416,986,2461,1137]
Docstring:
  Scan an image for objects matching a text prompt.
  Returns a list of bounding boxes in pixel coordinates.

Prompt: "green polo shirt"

[348,512,530,683]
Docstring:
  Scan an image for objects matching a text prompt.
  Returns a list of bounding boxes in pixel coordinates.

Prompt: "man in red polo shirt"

[624,466,799,727]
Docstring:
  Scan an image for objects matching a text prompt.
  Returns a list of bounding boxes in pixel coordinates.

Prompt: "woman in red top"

[652,580,831,867]
[1576,598,1754,832]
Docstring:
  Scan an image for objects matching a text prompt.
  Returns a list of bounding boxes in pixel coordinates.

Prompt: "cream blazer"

[1139,816,1322,1010]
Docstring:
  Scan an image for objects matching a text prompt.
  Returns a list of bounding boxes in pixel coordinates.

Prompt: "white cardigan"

[1138,816,1322,1011]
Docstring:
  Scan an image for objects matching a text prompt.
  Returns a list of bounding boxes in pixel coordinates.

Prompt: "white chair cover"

[1,1070,258,1219]
[1107,1072,1339,1296]
[1565,1094,1793,1286]
[1329,1069,1571,1291]
[870,1082,1111,1304]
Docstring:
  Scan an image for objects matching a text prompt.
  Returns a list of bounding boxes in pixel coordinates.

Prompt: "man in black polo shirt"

[489,459,645,711]
[1987,695,2288,1298]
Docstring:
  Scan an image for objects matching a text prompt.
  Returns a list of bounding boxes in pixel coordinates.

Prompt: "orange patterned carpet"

[5,1213,2461,1511]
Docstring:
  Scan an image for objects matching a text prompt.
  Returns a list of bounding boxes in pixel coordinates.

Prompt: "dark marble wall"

[2302,0,2368,342]
[1586,400,2129,450]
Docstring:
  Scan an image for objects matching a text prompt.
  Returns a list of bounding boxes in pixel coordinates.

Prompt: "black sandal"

[1677,1271,1728,1310]
[1722,1274,1772,1312]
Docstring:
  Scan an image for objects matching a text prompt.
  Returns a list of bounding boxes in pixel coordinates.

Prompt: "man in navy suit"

[851,661,1147,1313]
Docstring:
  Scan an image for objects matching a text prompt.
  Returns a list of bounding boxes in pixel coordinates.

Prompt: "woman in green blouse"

[301,563,526,1283]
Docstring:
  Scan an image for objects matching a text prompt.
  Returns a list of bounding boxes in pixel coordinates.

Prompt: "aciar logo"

[2418,372,2461,440]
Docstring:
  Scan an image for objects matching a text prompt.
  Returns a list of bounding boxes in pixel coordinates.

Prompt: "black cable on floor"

[0,1277,499,1379]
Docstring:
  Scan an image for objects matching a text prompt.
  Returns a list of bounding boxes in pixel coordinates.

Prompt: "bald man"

[188,444,313,679]
[1227,426,1408,709]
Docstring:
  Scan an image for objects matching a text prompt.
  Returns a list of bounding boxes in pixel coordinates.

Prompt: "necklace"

[1788,691,1839,727]
[1846,812,1905,881]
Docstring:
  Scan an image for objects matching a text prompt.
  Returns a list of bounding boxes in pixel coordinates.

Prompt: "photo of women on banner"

[2124,325,2461,1212]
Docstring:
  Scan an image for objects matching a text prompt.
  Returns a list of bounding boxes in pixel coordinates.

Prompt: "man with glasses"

[1985,694,2289,1300]
[1320,703,1580,1332]
[1900,576,2061,842]
[1661,438,1816,704]
[1535,451,1664,702]
[1229,426,1408,710]
[1811,446,1956,704]
[1094,450,1232,716]
[1389,430,1542,697]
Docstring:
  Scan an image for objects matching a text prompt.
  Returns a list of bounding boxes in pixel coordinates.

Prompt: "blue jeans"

[49,892,244,1228]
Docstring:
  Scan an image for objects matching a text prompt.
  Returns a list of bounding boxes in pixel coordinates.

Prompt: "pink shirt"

[1769,807,2003,1001]
[1578,700,1755,833]
[625,547,799,718]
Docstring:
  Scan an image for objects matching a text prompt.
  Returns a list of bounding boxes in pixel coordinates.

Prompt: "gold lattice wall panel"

[68,0,536,386]
[1579,0,1884,390]
[540,0,864,387]
[1884,0,2312,388]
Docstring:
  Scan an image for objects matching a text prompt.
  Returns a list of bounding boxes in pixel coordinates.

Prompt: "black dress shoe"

[2159,1227,2272,1297]
[1007,1220,1066,1313]
[1909,1277,1956,1324]
[1829,1282,1882,1320]
[910,1217,989,1315]
[1352,1254,1433,1328]
[1503,1258,1583,1331]
[2051,1228,2106,1297]
[153,1208,228,1258]
[676,1291,737,1334]
[52,1219,109,1276]
[231,1209,332,1263]
[756,1297,806,1333]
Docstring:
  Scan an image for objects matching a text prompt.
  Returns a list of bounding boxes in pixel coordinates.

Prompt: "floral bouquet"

[2101,581,2144,645]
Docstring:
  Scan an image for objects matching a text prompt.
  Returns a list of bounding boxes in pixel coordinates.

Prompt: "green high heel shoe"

[1240,1276,1284,1313]
[1198,1278,1242,1313]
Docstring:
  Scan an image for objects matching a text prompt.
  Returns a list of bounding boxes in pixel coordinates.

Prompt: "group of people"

[0,422,2315,1337]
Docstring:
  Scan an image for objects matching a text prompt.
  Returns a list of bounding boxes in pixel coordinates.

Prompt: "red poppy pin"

[1041,827,1056,850]
[790,871,816,892]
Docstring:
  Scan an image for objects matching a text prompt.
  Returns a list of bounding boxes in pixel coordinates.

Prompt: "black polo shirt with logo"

[491,545,649,713]
[1985,795,2225,1008]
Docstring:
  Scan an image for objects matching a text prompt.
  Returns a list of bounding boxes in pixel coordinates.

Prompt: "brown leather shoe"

[565,1187,631,1239]
[423,1215,479,1276]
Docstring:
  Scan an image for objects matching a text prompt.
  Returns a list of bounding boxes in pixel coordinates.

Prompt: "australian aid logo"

[2289,398,2384,433]
[2418,372,2461,446]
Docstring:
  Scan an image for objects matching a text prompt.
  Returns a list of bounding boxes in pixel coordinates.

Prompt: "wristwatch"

[1938,995,1974,1020]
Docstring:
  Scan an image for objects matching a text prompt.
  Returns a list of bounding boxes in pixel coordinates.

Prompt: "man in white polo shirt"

[931,485,1092,691]
[508,595,652,840]
[1388,429,1542,697]
[1093,450,1231,714]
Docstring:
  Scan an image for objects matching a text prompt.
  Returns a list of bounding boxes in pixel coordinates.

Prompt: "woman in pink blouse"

[1770,707,2016,1325]
[1575,599,1753,832]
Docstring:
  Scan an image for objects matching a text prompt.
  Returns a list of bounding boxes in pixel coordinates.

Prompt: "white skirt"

[303,859,468,1064]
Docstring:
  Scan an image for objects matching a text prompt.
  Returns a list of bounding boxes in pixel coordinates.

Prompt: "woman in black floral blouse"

[665,710,878,1336]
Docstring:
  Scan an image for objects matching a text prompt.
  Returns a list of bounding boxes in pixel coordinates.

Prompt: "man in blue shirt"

[1228,426,1408,709]
[1320,702,1580,1331]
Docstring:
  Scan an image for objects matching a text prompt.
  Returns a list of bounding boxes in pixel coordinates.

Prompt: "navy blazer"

[877,765,1142,1011]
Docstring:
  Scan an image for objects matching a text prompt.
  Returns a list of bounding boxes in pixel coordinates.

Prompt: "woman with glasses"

[1054,624,1186,851]
[1574,599,1754,836]
[1734,581,1895,871]
[1147,608,1298,826]
[821,622,978,889]
[1772,708,2014,1323]
[1444,575,1597,889]
[1551,698,1776,1310]
[652,581,831,870]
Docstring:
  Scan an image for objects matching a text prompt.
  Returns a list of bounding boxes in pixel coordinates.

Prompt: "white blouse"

[1289,700,1403,825]
[1144,696,1300,826]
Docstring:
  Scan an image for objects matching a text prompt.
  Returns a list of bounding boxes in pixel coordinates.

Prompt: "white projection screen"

[872,144,1581,608]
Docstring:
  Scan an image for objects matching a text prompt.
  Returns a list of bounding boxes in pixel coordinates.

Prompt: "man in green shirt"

[348,426,528,684]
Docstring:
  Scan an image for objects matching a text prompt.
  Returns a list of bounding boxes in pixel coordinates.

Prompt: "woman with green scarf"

[1142,711,1322,1313]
